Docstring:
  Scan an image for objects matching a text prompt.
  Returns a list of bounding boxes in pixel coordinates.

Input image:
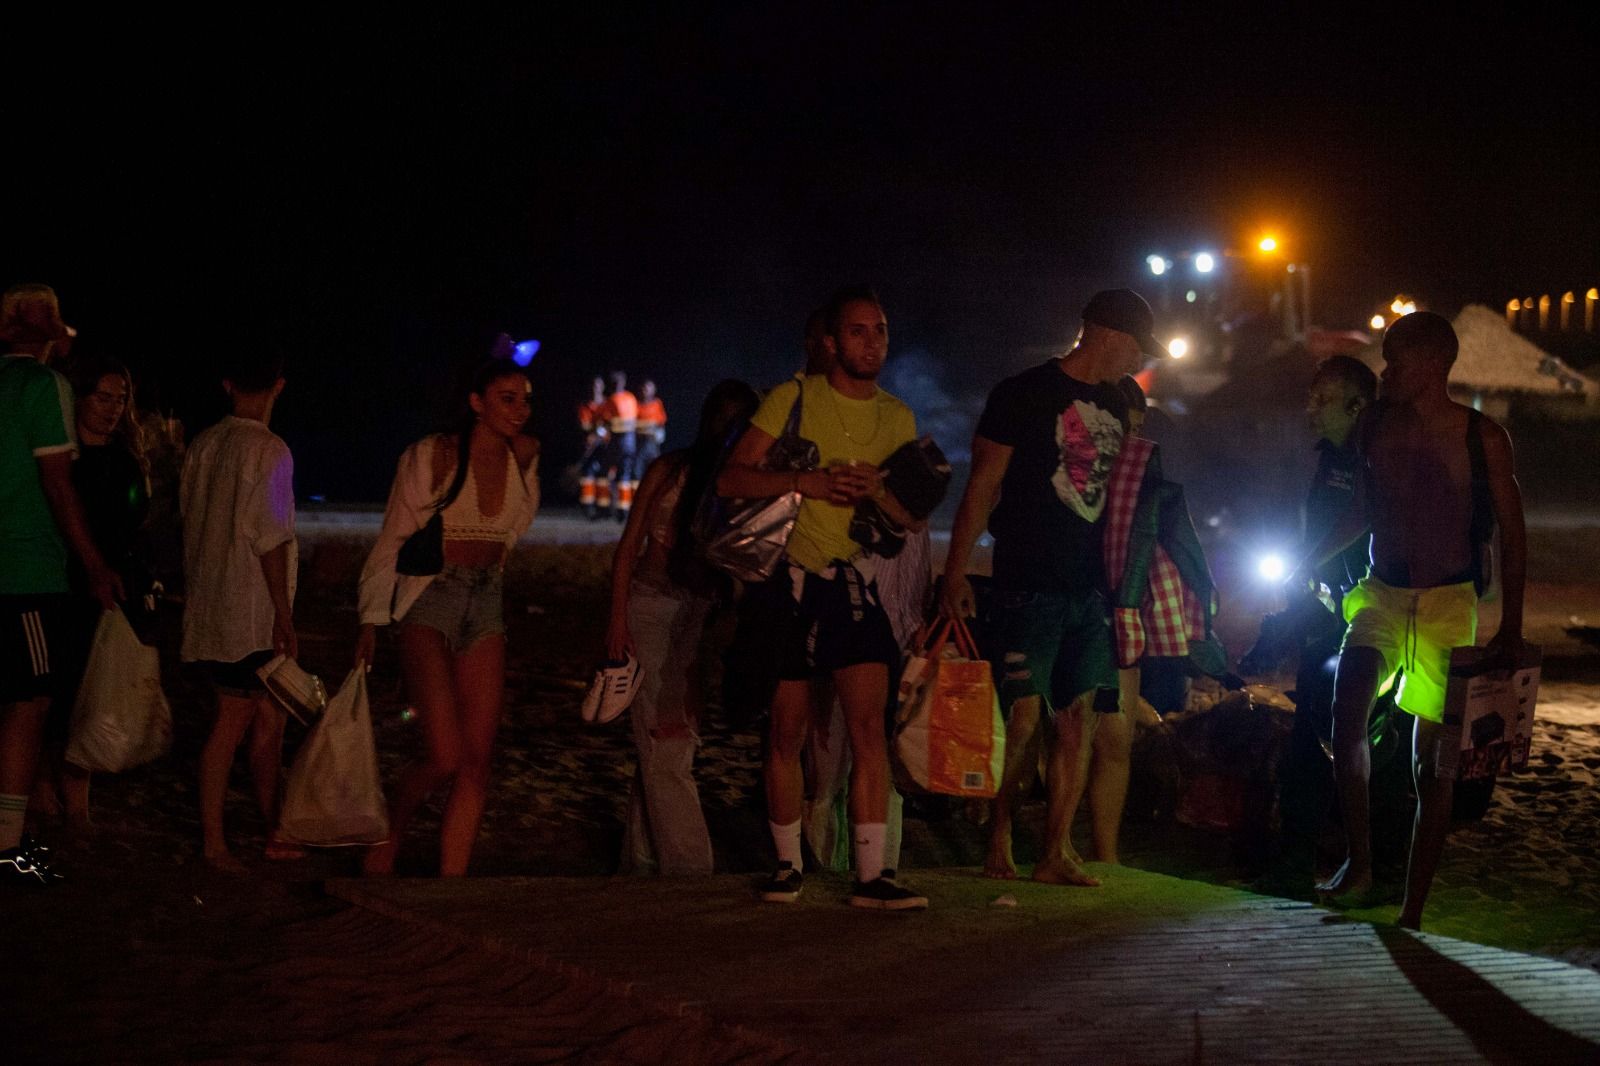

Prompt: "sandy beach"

[7,514,1598,1062]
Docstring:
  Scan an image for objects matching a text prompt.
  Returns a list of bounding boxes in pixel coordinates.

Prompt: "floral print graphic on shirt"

[1050,399,1124,522]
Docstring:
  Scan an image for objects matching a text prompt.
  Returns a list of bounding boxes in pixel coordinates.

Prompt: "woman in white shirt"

[356,360,540,876]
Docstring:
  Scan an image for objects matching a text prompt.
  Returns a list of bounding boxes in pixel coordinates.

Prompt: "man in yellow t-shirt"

[718,285,925,911]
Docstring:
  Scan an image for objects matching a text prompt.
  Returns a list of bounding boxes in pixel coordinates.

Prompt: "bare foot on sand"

[1316,859,1378,909]
[362,840,397,877]
[983,835,1017,880]
[204,849,248,875]
[1032,859,1101,887]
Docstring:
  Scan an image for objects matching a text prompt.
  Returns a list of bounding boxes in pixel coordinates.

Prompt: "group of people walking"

[1,278,1526,933]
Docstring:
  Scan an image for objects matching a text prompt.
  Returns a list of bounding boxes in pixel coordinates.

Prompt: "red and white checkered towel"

[1104,436,1206,668]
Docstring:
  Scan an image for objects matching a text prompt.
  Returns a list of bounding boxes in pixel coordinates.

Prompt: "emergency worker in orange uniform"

[635,378,667,475]
[600,371,639,523]
[578,376,611,518]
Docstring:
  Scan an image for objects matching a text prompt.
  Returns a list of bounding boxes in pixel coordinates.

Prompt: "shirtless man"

[1299,311,1525,929]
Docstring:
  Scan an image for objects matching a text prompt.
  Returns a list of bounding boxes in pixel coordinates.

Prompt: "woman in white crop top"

[604,380,759,875]
[356,360,540,876]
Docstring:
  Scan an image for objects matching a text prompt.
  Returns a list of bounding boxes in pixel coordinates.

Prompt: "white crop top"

[440,448,523,543]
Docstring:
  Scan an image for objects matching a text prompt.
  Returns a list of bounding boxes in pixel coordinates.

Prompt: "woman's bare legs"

[363,625,463,875]
[437,634,505,876]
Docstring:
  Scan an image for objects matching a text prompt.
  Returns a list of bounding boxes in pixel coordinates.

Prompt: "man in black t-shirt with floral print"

[942,290,1167,886]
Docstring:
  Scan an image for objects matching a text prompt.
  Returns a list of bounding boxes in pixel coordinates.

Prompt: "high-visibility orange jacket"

[636,398,666,433]
[601,391,638,433]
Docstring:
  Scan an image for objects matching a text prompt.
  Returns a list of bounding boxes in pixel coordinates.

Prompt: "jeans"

[619,586,714,875]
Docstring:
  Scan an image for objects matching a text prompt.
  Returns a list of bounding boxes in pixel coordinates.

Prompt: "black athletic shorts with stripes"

[1,593,70,703]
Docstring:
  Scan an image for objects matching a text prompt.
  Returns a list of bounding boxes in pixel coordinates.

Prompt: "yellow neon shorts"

[1341,576,1477,723]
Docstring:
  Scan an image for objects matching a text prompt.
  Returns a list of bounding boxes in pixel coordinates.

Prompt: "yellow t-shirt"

[750,375,916,573]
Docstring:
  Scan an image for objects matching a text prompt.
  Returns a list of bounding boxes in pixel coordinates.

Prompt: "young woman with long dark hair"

[605,379,759,874]
[356,359,540,876]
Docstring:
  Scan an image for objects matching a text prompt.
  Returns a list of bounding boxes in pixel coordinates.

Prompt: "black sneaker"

[757,862,803,903]
[1,839,62,887]
[850,872,927,911]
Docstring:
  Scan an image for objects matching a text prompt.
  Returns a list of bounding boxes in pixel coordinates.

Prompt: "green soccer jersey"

[0,355,78,594]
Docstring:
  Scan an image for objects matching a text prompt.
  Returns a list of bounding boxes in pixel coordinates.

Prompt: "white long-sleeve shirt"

[358,434,540,625]
[180,416,296,663]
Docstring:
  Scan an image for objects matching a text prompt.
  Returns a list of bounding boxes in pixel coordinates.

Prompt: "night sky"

[7,8,1597,500]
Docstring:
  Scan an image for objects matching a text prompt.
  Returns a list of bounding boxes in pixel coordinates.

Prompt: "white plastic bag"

[277,668,390,847]
[66,608,172,773]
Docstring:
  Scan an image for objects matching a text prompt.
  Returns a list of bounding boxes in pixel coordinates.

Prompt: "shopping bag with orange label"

[893,616,1005,797]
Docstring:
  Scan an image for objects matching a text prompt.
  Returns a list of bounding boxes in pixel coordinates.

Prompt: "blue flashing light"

[513,340,541,366]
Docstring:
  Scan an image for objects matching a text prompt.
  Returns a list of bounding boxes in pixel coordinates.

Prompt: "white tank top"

[440,447,520,543]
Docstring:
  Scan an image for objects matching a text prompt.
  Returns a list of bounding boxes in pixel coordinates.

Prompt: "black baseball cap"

[1082,289,1170,359]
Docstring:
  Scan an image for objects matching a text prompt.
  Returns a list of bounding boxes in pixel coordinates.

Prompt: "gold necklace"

[827,381,882,446]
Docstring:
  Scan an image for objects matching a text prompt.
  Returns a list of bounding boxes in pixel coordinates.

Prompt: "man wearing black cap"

[942,289,1166,885]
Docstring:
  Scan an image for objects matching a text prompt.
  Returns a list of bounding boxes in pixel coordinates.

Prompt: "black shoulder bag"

[395,431,473,577]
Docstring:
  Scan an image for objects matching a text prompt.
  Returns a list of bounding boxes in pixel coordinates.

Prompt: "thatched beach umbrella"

[1448,304,1596,404]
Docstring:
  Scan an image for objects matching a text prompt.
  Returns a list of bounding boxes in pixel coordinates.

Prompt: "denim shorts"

[400,565,505,652]
[991,587,1119,717]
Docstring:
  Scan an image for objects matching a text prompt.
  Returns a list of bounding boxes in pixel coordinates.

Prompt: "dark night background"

[6,7,1597,502]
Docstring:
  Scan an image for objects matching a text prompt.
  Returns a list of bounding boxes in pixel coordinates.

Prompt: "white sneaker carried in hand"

[580,654,641,724]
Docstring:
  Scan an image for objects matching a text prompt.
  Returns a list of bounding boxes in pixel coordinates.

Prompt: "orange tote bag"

[893,617,1005,797]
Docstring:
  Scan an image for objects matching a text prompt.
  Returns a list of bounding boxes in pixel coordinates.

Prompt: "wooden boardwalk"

[330,866,1600,1065]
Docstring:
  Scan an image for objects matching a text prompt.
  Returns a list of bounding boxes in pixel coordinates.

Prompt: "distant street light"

[1561,291,1575,330]
[1506,299,1521,327]
[1147,255,1169,276]
[1371,314,1387,330]
[1587,288,1598,331]
[1168,336,1190,359]
[1194,252,1216,274]
[1258,235,1278,253]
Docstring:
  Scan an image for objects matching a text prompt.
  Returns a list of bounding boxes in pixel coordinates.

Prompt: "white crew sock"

[769,819,803,872]
[0,793,28,851]
[854,822,887,883]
